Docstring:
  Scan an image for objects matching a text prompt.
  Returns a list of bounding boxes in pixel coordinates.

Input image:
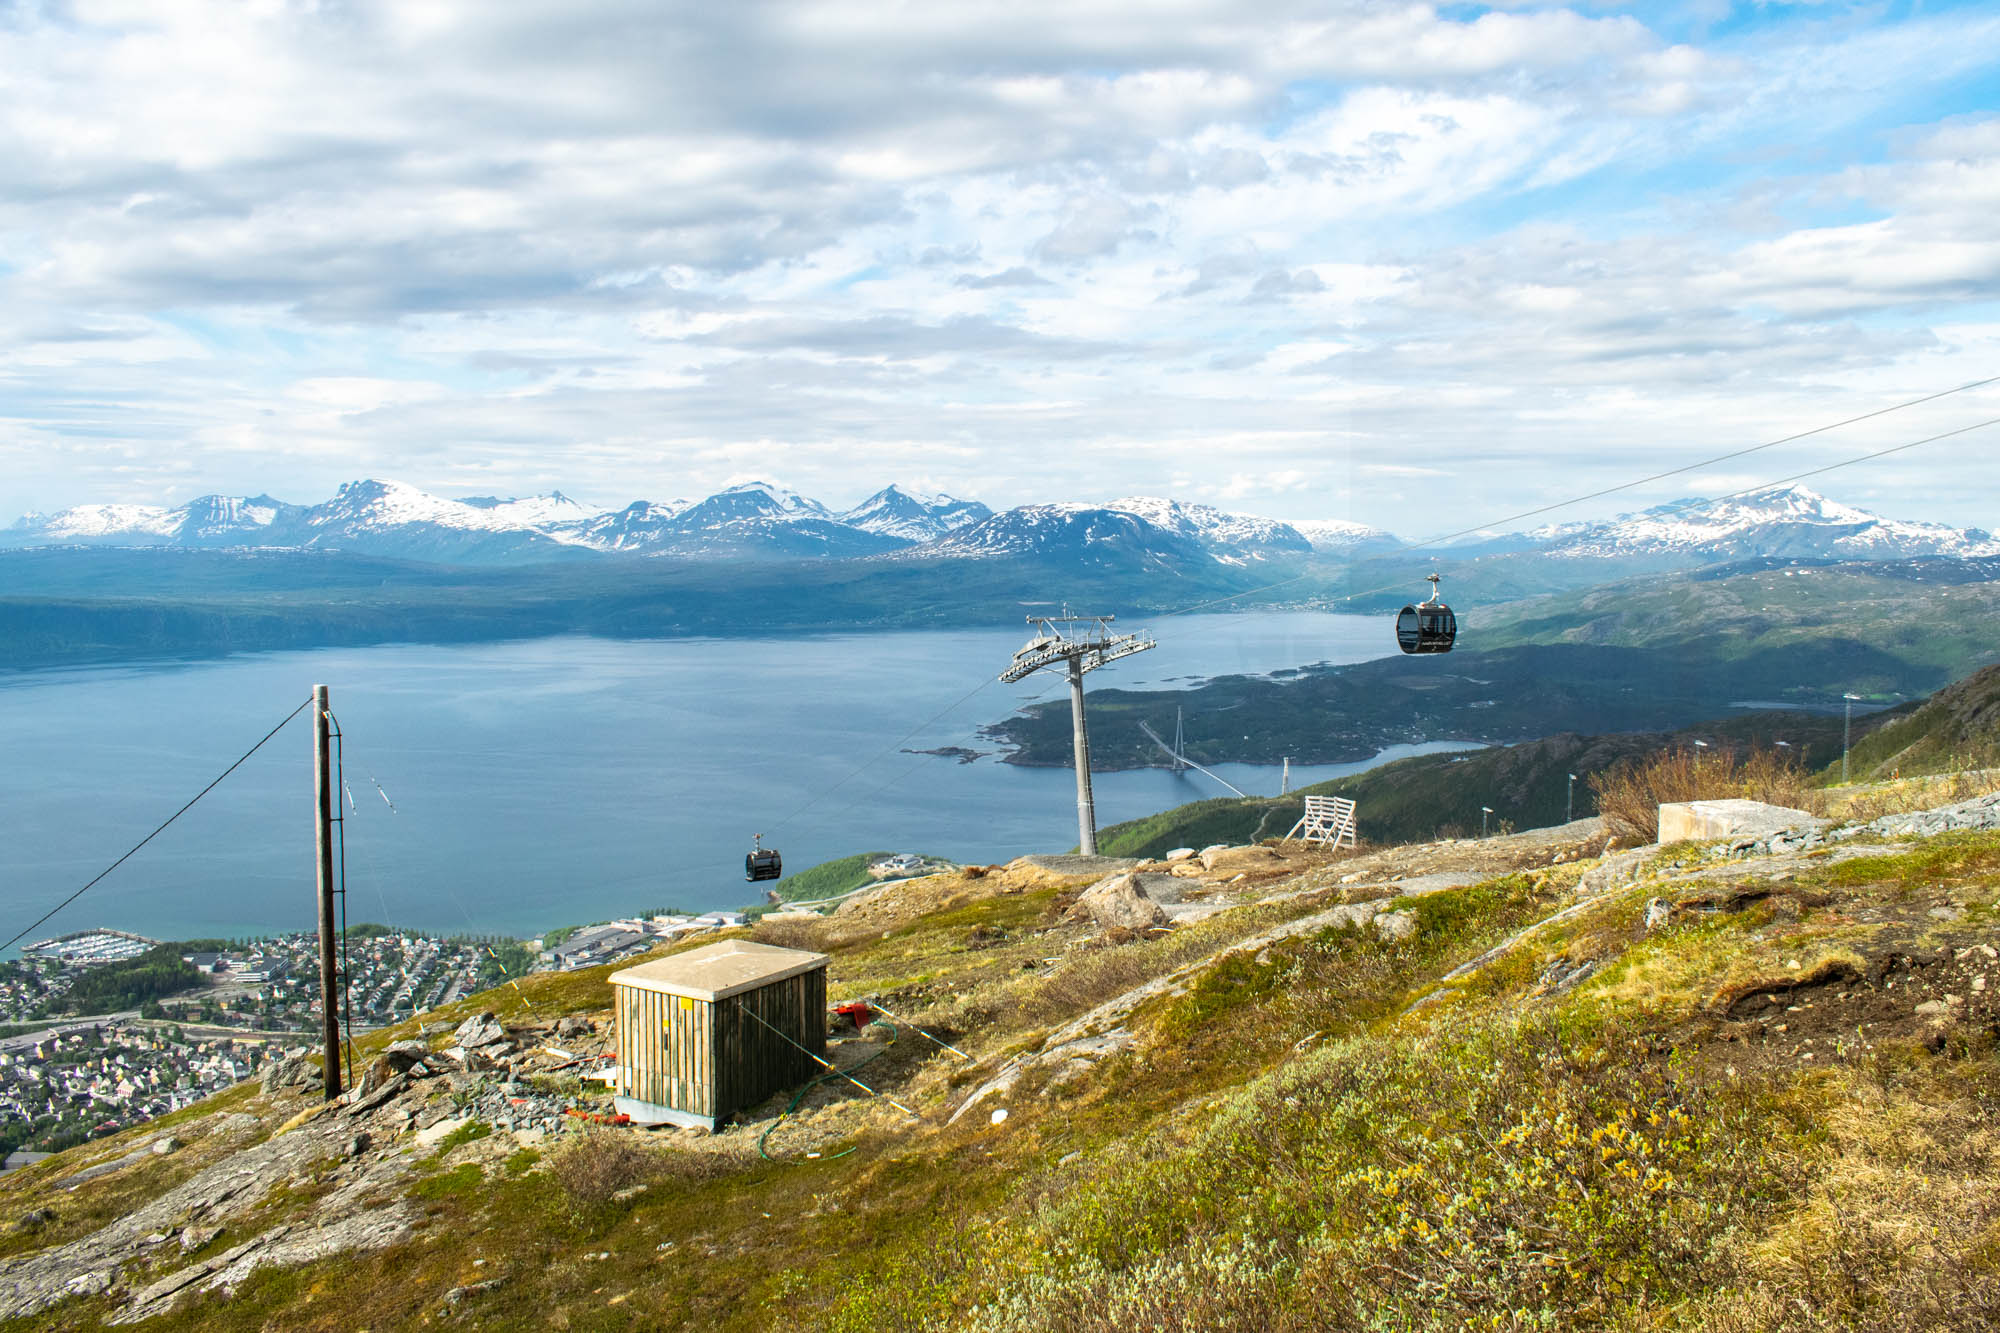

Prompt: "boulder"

[260,1055,318,1095]
[1199,844,1284,874]
[1068,874,1168,930]
[452,1012,510,1050]
[556,1015,593,1039]
[1164,848,1196,862]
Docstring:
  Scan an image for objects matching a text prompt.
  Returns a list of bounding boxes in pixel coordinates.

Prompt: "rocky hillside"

[6,783,2000,1329]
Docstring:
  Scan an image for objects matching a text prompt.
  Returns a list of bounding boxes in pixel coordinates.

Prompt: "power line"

[760,375,1998,845]
[772,674,1001,833]
[1415,373,2000,551]
[2,697,314,956]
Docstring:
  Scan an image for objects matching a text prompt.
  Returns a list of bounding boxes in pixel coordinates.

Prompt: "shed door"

[658,994,712,1116]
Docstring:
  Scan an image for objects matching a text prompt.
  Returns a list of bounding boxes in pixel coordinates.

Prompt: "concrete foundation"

[1657,798,1819,845]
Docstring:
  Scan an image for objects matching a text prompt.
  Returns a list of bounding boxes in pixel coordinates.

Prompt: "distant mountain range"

[4,479,1992,575]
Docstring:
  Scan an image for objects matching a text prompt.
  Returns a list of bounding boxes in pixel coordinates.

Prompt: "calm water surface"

[0,613,1474,944]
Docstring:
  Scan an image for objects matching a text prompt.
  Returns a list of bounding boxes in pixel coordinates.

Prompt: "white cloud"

[1,2,1997,528]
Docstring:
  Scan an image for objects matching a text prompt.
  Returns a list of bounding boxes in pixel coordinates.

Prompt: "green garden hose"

[757,1016,899,1162]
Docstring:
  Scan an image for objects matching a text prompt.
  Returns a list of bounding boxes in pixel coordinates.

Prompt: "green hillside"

[1839,661,2000,781]
[770,851,892,902]
[12,777,2000,1329]
[1098,707,1869,856]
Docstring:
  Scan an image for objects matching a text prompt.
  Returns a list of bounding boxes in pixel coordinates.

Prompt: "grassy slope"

[770,852,892,902]
[1839,661,2000,781]
[13,820,2000,1330]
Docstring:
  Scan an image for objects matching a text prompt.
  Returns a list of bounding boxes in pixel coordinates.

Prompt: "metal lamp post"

[1566,773,1576,824]
[1480,805,1493,838]
[1842,693,1863,783]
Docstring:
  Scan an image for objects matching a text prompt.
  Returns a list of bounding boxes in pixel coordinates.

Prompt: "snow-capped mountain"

[1527,485,2000,563]
[8,478,1983,577]
[672,481,831,530]
[1103,498,1313,564]
[7,495,295,547]
[552,499,696,554]
[1292,518,1397,555]
[838,486,991,542]
[913,503,1219,573]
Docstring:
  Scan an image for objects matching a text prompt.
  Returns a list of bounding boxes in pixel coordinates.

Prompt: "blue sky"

[1,0,1997,529]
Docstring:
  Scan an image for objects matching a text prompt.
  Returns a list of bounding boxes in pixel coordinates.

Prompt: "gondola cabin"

[1395,574,1457,655]
[745,835,782,883]
[611,940,829,1130]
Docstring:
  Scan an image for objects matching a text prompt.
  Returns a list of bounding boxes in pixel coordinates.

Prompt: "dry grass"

[546,1129,664,1210]
[1826,767,2000,823]
[1591,745,1820,841]
[1666,1062,2000,1332]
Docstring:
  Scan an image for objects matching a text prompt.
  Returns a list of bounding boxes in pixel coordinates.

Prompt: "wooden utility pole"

[312,684,341,1101]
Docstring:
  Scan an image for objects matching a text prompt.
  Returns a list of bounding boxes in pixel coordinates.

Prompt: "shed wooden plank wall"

[615,966,825,1121]
[715,968,826,1117]
[618,985,716,1118]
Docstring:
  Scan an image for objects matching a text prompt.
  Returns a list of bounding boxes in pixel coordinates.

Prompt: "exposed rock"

[1199,844,1283,874]
[413,1116,472,1151]
[149,1137,181,1157]
[260,1055,318,1095]
[555,1015,593,1039]
[0,1094,416,1324]
[453,1012,510,1051]
[1373,910,1417,943]
[343,1073,408,1117]
[1067,874,1168,930]
[1164,847,1196,862]
[442,1277,506,1312]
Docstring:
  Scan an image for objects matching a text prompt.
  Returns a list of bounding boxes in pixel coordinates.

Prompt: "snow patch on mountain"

[1104,497,1312,562]
[839,485,992,541]
[15,504,179,541]
[1533,485,2000,560]
[1288,518,1395,553]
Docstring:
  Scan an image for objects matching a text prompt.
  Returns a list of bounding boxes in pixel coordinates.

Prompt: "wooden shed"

[610,940,829,1130]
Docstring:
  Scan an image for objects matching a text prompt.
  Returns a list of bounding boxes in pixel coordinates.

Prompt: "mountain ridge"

[7,482,1988,578]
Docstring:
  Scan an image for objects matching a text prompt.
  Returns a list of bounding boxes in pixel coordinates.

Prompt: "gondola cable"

[748,384,2000,852]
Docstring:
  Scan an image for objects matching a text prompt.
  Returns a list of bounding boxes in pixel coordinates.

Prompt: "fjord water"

[0,613,1469,945]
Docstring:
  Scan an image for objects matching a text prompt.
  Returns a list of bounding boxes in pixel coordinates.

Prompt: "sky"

[2,0,1999,531]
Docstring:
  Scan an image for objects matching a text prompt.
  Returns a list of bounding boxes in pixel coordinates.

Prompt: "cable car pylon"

[999,610,1155,856]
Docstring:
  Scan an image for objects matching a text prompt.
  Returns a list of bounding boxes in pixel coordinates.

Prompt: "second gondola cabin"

[1395,573,1458,655]
[611,940,829,1130]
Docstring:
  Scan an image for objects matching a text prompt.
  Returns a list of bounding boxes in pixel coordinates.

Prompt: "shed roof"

[610,940,828,1003]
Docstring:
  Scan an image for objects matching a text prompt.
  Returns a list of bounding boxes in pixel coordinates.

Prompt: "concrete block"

[1656,799,1818,845]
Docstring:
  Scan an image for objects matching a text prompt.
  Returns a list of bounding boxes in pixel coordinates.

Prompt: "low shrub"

[548,1129,659,1210]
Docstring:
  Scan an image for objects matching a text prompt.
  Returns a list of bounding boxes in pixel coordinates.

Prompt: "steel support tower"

[999,611,1156,856]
